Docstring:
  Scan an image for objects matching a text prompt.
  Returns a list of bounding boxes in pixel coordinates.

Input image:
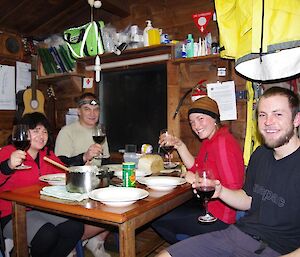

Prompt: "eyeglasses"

[77,99,99,107]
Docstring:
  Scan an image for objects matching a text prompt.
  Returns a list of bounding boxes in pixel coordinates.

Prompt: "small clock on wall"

[0,31,23,60]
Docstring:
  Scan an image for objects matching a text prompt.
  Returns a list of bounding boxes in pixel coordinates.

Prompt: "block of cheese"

[138,154,164,173]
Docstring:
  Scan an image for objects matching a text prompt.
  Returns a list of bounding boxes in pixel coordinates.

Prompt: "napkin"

[40,186,88,202]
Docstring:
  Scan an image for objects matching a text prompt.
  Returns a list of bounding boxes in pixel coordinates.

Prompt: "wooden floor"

[85,226,170,257]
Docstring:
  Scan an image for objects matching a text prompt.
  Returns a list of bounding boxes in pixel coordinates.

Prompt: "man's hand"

[83,143,103,163]
[192,177,222,199]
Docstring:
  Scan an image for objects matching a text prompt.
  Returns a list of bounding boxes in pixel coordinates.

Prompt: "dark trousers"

[151,197,229,244]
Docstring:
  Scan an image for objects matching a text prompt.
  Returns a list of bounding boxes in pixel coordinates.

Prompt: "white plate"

[164,162,180,169]
[39,173,66,186]
[113,169,152,180]
[89,187,149,207]
[137,176,186,191]
[160,169,178,174]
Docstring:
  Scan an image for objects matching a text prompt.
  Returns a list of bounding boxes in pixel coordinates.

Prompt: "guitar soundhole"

[30,100,39,109]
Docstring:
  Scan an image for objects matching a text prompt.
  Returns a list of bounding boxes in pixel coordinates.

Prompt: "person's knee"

[31,223,58,255]
[57,220,84,240]
[156,249,172,257]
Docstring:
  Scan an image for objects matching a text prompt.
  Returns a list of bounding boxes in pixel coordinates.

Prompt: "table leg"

[12,202,28,257]
[119,220,135,257]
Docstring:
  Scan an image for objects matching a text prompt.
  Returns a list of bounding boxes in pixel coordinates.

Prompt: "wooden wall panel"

[171,57,247,157]
[39,76,83,132]
[111,0,218,42]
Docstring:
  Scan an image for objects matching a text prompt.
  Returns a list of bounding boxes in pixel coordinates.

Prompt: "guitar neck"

[31,55,38,100]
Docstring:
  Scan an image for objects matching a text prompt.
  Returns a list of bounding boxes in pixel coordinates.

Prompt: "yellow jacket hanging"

[215,0,300,81]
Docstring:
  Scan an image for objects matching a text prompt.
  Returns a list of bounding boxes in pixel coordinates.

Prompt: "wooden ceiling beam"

[101,0,129,17]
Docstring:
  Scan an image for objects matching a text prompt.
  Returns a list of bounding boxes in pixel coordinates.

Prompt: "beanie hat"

[188,96,220,119]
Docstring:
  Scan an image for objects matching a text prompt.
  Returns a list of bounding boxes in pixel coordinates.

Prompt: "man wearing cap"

[55,92,110,167]
[55,92,111,257]
[153,95,244,244]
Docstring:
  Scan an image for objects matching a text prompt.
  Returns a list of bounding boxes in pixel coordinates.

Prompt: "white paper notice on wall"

[0,64,16,110]
[16,61,31,92]
[206,81,237,121]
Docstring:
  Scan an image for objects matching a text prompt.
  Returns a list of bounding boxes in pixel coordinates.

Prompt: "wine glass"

[159,129,175,169]
[11,124,31,169]
[195,169,217,223]
[92,123,106,159]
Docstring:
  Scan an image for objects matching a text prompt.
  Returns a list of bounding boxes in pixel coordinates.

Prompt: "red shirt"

[0,145,65,218]
[189,126,245,224]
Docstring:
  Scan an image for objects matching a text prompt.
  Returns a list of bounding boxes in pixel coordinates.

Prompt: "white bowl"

[138,176,186,191]
[147,184,177,191]
[89,187,149,207]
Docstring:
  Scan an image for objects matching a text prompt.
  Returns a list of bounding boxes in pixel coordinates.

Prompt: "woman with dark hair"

[0,112,84,257]
[152,96,245,244]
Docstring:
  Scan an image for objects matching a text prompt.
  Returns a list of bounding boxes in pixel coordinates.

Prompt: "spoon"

[43,156,70,172]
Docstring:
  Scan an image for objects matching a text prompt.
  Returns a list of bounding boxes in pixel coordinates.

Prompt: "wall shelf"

[77,44,174,67]
[38,72,85,83]
[172,54,220,64]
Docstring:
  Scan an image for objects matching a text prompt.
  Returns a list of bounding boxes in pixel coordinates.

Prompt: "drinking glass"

[11,124,31,169]
[159,129,175,169]
[195,169,217,223]
[92,123,106,159]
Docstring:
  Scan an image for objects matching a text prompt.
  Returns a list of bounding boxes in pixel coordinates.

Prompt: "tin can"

[122,162,136,187]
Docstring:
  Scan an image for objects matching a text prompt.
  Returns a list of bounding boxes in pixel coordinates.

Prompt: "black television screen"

[99,63,167,152]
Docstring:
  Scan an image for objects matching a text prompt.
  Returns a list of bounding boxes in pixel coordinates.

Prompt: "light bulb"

[87,0,94,7]
[94,0,102,8]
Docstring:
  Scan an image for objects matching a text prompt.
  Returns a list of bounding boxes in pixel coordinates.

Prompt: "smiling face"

[29,124,48,151]
[258,94,297,149]
[77,98,100,128]
[189,113,217,140]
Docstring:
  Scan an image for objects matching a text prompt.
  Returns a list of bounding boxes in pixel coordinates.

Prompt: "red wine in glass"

[161,145,174,154]
[11,124,31,169]
[12,139,30,151]
[196,186,215,201]
[159,129,175,169]
[195,170,217,223]
[92,124,106,159]
[93,135,106,144]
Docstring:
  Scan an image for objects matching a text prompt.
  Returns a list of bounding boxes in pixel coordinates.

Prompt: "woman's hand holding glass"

[159,129,176,168]
[159,132,183,150]
[9,149,27,169]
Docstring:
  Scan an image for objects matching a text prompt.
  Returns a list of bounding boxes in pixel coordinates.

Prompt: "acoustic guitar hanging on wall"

[23,55,45,115]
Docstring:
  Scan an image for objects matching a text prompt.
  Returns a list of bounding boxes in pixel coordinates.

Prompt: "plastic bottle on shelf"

[143,20,153,47]
[181,43,187,58]
[186,34,194,58]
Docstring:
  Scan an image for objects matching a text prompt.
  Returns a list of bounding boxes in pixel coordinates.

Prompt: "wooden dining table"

[0,180,193,257]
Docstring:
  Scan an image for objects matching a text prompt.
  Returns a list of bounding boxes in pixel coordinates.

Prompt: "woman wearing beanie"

[152,96,244,244]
